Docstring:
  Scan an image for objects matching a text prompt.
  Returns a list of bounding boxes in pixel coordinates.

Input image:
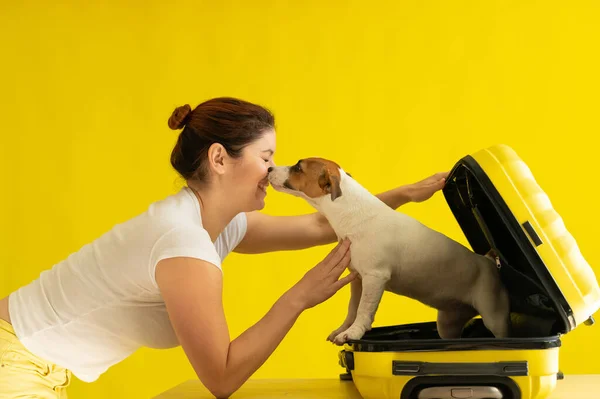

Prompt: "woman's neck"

[187,182,240,242]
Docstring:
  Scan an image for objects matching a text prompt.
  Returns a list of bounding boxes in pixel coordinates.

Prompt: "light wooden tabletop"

[154,374,600,399]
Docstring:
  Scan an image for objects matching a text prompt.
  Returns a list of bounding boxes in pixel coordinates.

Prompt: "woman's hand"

[406,171,449,203]
[287,239,356,310]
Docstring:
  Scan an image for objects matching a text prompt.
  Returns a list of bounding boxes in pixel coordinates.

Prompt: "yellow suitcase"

[337,144,600,399]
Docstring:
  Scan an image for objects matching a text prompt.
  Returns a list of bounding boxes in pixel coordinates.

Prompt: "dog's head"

[268,157,348,202]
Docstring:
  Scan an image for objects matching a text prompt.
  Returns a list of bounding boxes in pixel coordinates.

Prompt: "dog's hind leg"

[472,274,511,338]
[333,273,388,345]
[436,306,478,339]
[327,277,362,342]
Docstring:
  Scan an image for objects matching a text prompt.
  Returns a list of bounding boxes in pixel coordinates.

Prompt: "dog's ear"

[329,175,342,201]
[319,169,342,201]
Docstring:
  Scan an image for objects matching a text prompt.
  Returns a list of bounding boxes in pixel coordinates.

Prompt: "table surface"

[154,374,600,399]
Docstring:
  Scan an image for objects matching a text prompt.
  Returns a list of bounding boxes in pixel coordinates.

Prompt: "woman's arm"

[234,172,448,254]
[156,240,354,398]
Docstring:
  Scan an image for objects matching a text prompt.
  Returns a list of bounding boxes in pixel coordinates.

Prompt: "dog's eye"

[292,162,302,172]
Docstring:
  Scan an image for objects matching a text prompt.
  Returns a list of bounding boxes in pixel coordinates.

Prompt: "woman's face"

[229,129,276,212]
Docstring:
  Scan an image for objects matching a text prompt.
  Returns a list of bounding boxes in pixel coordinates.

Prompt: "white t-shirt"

[8,187,247,383]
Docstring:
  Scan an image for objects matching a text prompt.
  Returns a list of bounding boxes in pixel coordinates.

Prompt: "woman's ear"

[207,143,227,175]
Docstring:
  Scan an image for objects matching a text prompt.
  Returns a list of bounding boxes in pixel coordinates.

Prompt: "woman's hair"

[168,97,275,182]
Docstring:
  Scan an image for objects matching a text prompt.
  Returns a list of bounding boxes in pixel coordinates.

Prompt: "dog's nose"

[268,167,274,173]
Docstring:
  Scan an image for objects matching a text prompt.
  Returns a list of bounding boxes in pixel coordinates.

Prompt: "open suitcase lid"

[442,144,600,334]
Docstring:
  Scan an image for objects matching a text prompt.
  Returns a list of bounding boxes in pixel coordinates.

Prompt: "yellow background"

[1,1,599,398]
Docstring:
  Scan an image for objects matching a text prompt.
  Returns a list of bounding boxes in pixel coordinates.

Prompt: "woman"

[0,97,447,398]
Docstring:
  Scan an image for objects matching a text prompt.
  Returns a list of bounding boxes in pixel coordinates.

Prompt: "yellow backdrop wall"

[1,1,598,398]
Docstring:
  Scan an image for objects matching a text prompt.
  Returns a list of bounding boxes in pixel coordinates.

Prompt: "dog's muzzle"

[267,166,293,189]
[282,180,295,190]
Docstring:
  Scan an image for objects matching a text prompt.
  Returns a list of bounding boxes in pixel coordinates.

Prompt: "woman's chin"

[247,192,267,212]
[255,196,267,210]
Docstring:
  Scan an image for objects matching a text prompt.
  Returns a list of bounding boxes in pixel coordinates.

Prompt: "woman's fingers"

[321,239,346,264]
[434,171,449,180]
[325,239,350,270]
[332,271,358,291]
[329,243,351,274]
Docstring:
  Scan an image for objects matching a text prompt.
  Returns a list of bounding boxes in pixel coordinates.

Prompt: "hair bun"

[168,104,192,130]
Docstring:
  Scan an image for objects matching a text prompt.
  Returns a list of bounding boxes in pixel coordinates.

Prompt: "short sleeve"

[149,225,222,288]
[227,212,248,251]
[214,212,248,259]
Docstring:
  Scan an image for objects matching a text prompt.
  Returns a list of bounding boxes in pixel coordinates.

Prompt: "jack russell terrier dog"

[268,158,511,345]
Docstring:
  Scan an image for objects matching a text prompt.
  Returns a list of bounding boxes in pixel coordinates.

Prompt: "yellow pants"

[0,319,71,398]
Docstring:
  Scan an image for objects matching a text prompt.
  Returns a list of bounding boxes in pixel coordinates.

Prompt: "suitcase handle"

[417,385,503,399]
[392,361,528,376]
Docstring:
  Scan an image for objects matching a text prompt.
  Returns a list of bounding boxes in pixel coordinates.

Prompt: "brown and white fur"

[268,158,511,345]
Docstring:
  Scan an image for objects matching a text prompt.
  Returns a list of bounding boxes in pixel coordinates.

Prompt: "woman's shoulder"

[102,187,208,248]
[145,187,202,227]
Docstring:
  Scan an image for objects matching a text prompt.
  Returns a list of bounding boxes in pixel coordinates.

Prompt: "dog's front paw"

[333,325,366,345]
[327,324,352,342]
